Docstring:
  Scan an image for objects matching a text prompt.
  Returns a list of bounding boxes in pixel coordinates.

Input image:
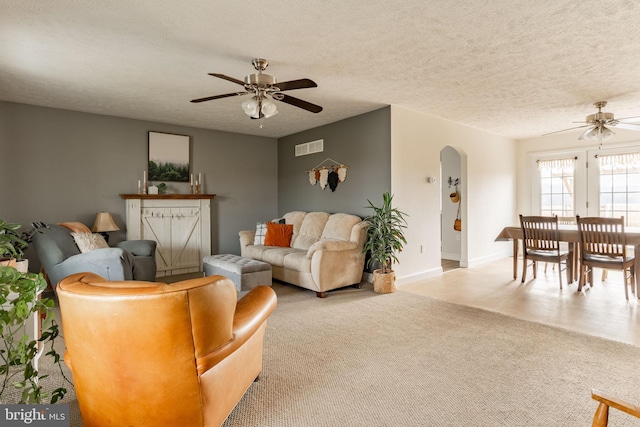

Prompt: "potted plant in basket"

[0,219,68,404]
[363,191,408,294]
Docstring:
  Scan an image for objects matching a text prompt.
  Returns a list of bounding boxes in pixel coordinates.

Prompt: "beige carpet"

[223,282,640,427]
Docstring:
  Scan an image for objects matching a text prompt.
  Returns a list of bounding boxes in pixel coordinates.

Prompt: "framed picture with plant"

[148,131,190,182]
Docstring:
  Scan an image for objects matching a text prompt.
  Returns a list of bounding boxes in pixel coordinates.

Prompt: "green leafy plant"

[0,220,28,261]
[363,191,408,274]
[0,219,68,404]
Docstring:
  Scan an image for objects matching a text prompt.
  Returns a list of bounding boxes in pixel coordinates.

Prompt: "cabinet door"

[169,207,201,271]
[142,208,172,274]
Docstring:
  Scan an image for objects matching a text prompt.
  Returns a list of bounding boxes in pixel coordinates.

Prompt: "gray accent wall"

[0,101,278,267]
[277,107,391,218]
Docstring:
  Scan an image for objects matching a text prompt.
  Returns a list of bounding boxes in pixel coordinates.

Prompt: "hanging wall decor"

[305,158,349,192]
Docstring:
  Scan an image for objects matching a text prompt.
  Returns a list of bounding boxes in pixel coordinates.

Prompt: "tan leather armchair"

[57,272,277,427]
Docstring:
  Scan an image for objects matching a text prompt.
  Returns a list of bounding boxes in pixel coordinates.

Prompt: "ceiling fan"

[190,58,323,119]
[544,101,640,145]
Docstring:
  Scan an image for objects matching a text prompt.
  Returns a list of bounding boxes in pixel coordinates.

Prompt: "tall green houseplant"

[363,192,408,293]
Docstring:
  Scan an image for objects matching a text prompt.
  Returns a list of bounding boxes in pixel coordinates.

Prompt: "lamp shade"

[91,212,120,232]
[241,97,259,117]
[261,99,278,118]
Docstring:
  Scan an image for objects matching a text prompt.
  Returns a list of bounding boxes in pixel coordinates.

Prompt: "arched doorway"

[440,146,463,271]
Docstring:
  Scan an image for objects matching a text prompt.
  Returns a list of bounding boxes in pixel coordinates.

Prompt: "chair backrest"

[57,272,239,427]
[576,216,627,258]
[519,215,561,254]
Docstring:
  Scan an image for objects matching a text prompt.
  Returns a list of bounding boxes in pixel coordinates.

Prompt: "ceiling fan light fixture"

[261,98,278,118]
[241,97,259,117]
[584,125,614,142]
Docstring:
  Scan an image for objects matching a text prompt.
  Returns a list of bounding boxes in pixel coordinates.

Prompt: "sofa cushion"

[261,247,302,267]
[292,212,330,250]
[264,222,294,247]
[282,211,307,246]
[283,251,312,273]
[244,245,274,260]
[321,213,363,241]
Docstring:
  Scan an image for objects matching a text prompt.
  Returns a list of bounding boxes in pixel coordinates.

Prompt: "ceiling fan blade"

[208,73,246,86]
[615,115,640,122]
[542,124,591,136]
[274,78,317,91]
[613,122,640,131]
[190,91,247,103]
[276,94,323,113]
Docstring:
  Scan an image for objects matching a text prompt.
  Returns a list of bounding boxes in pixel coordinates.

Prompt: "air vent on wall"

[295,139,324,157]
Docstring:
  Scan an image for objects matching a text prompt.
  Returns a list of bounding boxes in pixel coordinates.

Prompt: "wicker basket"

[373,269,397,293]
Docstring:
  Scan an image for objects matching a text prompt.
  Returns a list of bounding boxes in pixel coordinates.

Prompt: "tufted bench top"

[203,254,271,274]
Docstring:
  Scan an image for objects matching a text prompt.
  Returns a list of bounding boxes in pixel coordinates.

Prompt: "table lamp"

[91,212,120,243]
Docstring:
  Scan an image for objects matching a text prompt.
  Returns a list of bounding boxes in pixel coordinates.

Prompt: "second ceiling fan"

[191,58,323,119]
[544,101,640,144]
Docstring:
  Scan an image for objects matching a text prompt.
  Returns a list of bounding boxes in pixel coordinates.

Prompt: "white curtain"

[537,157,576,172]
[597,152,640,169]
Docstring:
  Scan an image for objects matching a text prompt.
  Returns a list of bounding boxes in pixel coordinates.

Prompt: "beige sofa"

[239,211,369,297]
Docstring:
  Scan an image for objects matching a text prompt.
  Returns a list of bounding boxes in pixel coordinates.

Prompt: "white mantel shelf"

[120,194,215,200]
[121,194,214,277]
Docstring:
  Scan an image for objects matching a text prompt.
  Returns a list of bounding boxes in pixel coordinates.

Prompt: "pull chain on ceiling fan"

[190,58,323,120]
[544,101,640,147]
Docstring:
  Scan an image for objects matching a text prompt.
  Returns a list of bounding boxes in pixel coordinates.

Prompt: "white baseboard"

[441,252,461,261]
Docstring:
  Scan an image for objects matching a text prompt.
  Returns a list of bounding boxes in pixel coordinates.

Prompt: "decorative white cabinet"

[121,194,215,277]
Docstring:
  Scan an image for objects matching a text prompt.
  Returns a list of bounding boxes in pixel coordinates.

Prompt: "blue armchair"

[32,222,157,290]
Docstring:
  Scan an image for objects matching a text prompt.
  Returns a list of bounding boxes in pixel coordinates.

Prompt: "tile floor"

[401,257,640,347]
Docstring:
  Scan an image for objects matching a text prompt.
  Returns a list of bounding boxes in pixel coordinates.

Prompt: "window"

[538,158,576,217]
[531,145,640,227]
[592,152,640,227]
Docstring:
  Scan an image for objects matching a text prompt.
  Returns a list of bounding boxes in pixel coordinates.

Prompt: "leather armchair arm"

[195,286,277,374]
[50,248,135,287]
[116,240,157,257]
[306,239,358,258]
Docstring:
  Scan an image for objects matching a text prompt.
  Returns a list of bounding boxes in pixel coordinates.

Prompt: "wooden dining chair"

[544,216,576,274]
[576,216,636,299]
[519,215,572,289]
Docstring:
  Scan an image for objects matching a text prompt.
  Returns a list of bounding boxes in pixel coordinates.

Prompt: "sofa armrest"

[50,248,135,287]
[306,239,358,258]
[116,240,157,257]
[239,230,255,248]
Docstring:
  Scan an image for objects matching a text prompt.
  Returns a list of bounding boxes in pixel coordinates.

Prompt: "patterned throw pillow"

[71,232,110,253]
[254,222,268,245]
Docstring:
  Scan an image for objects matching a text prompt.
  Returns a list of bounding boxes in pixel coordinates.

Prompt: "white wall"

[390,106,517,284]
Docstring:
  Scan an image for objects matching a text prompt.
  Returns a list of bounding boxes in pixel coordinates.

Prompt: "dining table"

[495,225,640,294]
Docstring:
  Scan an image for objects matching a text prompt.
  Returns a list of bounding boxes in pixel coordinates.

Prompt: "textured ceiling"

[2,0,640,139]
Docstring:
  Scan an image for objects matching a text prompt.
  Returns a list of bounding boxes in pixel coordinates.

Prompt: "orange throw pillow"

[264,222,294,247]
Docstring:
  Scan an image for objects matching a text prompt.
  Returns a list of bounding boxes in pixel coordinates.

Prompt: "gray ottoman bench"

[203,254,272,295]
